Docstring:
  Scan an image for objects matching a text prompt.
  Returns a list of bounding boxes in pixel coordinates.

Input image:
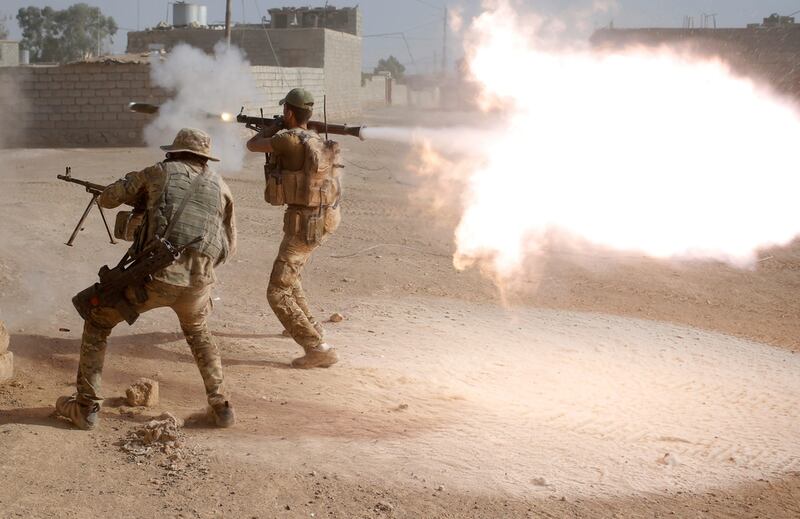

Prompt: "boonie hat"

[279,88,315,109]
[160,128,220,161]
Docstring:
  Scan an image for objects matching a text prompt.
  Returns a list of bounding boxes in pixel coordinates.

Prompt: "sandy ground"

[1,108,799,518]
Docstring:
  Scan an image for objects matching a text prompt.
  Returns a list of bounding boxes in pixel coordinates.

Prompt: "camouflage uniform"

[60,129,236,426]
[268,204,340,350]
[259,88,341,368]
[78,281,224,407]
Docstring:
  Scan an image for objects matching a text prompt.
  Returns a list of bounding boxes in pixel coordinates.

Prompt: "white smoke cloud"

[145,43,259,173]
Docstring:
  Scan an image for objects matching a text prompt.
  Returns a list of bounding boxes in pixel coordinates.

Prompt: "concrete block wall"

[0,41,20,67]
[0,62,169,147]
[361,74,388,108]
[592,27,800,99]
[127,26,361,121]
[323,30,362,121]
[392,84,409,107]
[128,27,328,69]
[0,62,331,147]
[408,87,441,109]
[249,66,325,117]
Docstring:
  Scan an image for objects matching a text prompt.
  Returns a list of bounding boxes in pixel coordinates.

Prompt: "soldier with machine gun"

[55,128,237,430]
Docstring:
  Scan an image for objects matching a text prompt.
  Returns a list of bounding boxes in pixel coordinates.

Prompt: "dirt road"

[1,109,798,518]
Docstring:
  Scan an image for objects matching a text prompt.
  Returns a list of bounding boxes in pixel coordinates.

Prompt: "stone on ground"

[125,378,160,407]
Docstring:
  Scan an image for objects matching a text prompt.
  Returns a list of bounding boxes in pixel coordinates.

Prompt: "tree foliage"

[17,3,117,63]
[374,56,406,81]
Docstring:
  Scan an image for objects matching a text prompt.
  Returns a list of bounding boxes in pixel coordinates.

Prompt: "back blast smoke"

[145,43,259,173]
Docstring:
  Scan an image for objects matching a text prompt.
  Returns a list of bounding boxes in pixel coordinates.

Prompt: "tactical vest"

[144,160,227,261]
[264,128,342,208]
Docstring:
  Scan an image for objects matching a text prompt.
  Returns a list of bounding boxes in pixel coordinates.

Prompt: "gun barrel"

[57,174,107,194]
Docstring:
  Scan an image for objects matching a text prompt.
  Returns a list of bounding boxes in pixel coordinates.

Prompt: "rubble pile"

[120,412,184,458]
[118,412,212,488]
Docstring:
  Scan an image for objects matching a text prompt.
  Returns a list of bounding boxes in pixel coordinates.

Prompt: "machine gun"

[72,236,201,325]
[235,109,366,140]
[57,166,118,246]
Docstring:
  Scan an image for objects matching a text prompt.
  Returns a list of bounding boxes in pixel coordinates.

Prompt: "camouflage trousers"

[267,206,339,350]
[76,279,226,408]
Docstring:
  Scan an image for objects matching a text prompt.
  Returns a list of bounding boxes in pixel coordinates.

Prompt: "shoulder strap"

[162,167,207,239]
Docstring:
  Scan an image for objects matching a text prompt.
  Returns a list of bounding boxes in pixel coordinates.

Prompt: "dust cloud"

[144,43,258,173]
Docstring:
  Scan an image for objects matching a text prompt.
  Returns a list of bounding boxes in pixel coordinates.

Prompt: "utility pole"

[442,5,448,76]
[225,0,232,48]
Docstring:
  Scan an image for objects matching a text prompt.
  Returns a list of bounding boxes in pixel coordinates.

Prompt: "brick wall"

[592,27,800,99]
[0,62,330,147]
[0,62,168,147]
[127,26,363,121]
[128,27,326,68]
[323,30,362,121]
[249,66,325,116]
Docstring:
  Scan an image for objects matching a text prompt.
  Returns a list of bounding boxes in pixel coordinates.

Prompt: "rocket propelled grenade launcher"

[235,108,366,140]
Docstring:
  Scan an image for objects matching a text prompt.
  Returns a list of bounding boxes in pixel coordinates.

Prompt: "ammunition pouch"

[284,208,326,246]
[268,172,339,208]
[264,170,286,206]
[113,211,144,242]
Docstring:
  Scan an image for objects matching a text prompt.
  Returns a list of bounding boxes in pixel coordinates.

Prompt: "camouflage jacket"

[98,158,237,288]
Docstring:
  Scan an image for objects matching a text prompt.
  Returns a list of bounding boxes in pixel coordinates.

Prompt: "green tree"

[17,3,117,63]
[374,56,406,81]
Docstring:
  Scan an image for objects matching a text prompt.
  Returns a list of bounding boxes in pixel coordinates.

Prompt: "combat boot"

[291,343,339,369]
[55,395,100,430]
[210,400,236,428]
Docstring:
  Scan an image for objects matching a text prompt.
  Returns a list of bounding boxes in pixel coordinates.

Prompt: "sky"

[2,1,800,73]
